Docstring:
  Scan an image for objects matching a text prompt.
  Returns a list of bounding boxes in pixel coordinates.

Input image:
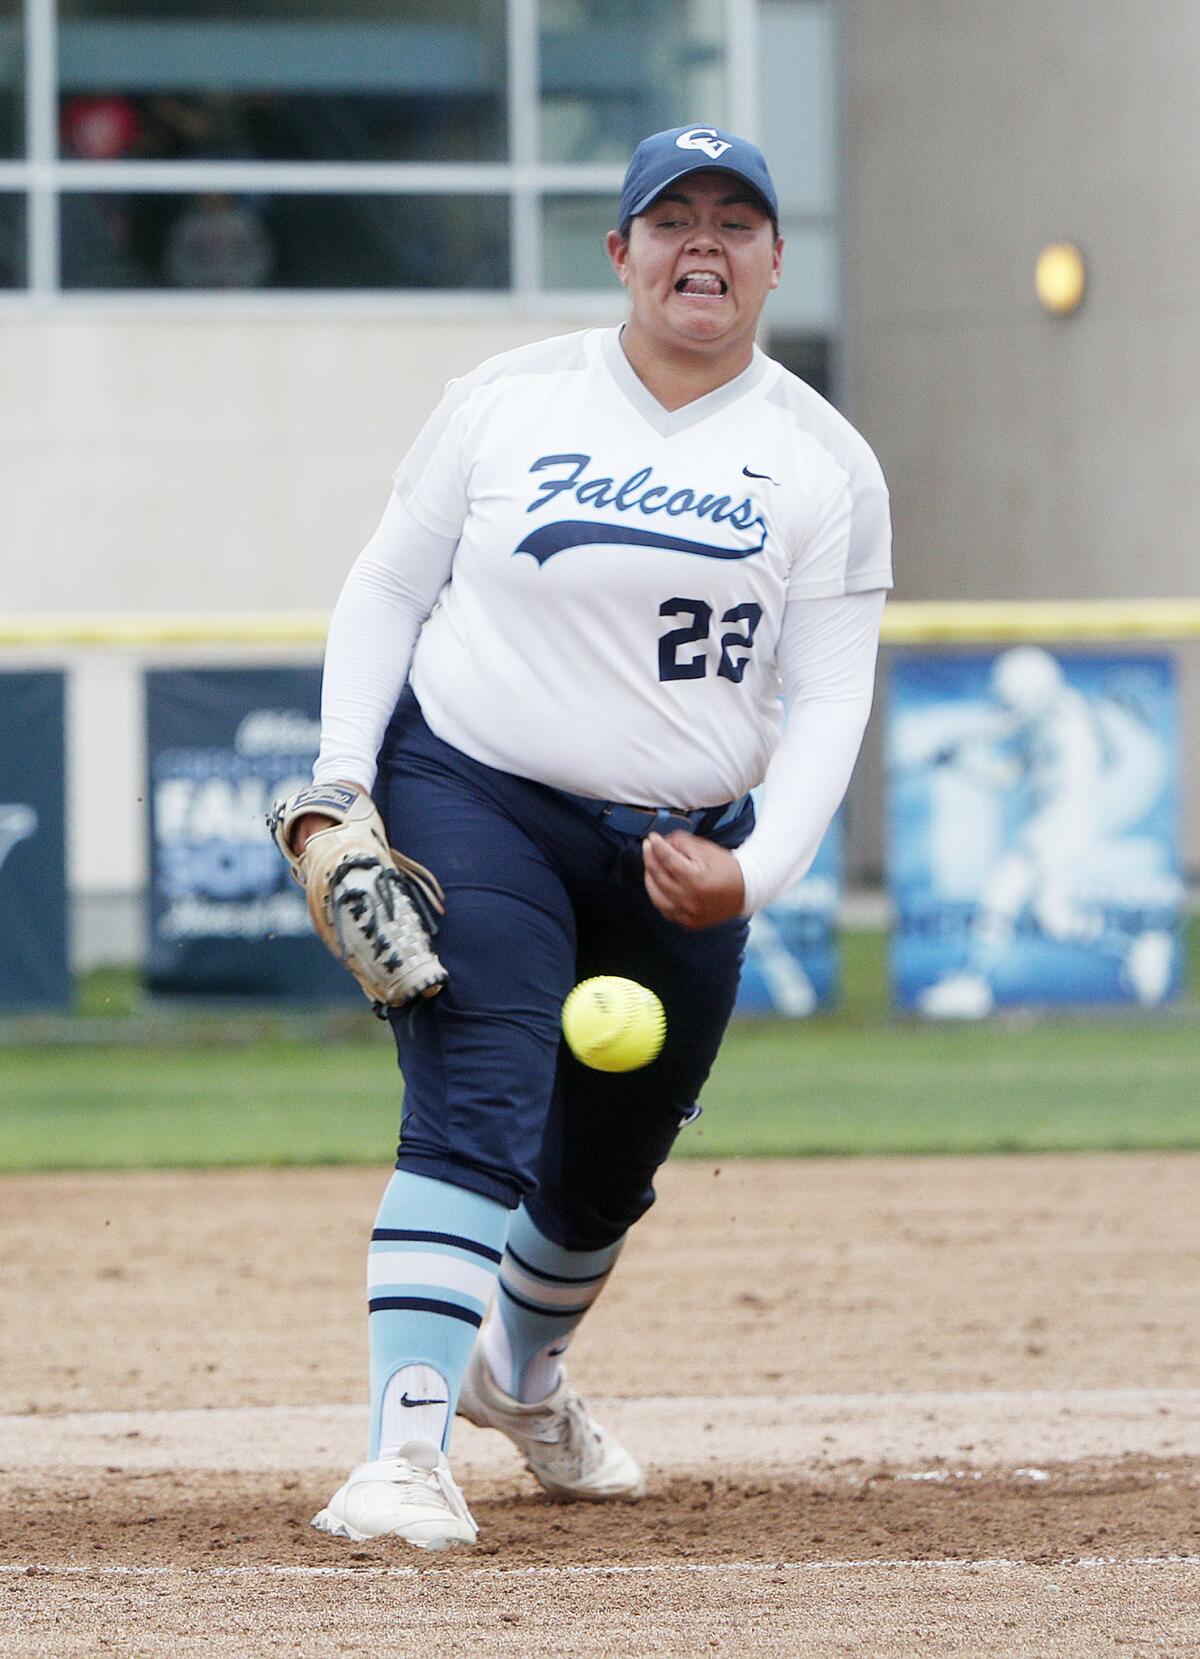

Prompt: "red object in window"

[61,96,142,160]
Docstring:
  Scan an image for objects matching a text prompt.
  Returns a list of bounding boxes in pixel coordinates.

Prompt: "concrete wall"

[841,0,1200,602]
[0,312,618,614]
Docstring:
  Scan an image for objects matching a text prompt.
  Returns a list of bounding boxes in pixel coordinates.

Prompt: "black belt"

[556,789,750,840]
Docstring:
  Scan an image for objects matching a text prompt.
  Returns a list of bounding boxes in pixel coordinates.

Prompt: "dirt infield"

[2,1154,1199,1656]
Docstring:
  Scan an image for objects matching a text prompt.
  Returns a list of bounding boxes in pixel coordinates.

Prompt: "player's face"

[606,173,782,358]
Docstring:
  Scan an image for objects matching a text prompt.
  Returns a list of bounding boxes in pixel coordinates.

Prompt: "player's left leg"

[462,819,750,1498]
[314,693,582,1547]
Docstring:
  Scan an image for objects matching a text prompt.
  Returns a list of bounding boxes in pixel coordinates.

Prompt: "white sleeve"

[785,457,855,600]
[393,377,472,538]
[312,491,458,793]
[731,588,887,914]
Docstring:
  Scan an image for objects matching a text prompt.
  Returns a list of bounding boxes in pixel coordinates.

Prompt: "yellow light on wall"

[1035,241,1086,316]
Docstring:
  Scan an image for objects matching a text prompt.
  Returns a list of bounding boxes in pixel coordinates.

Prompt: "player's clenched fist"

[642,829,746,930]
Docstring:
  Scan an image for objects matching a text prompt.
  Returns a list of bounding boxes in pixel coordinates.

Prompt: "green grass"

[1,928,1198,1171]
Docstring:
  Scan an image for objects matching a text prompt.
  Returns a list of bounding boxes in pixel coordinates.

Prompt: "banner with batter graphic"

[736,816,841,1015]
[0,671,70,1009]
[887,650,1183,1014]
[145,668,357,998]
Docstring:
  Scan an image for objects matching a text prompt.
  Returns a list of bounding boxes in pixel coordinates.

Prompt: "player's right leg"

[312,692,577,1549]
[459,1204,644,1501]
[462,806,752,1502]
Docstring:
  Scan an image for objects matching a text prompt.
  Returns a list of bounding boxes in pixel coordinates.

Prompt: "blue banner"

[737,816,841,1015]
[0,672,70,1009]
[146,668,357,999]
[887,650,1183,1014]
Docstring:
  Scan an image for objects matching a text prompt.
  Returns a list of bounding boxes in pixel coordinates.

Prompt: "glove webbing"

[329,854,448,1017]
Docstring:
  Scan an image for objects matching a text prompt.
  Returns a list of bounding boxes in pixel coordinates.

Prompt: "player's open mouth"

[674,270,727,297]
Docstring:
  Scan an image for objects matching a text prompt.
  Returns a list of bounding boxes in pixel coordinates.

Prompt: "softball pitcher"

[271,124,892,1550]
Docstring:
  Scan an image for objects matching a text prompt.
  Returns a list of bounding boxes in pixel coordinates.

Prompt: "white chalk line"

[10,1387,1197,1418]
[3,1556,1200,1583]
[6,1388,1200,1477]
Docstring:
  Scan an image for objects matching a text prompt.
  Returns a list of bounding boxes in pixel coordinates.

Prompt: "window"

[0,0,21,157]
[541,193,613,290]
[0,192,24,282]
[539,0,724,164]
[759,0,838,333]
[3,0,840,324]
[60,189,508,289]
[57,1,508,164]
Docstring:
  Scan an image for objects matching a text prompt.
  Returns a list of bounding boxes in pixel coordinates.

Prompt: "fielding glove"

[269,783,448,1014]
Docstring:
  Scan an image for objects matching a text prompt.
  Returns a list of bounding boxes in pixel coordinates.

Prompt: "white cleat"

[1125,930,1173,1007]
[457,1344,646,1503]
[917,971,994,1019]
[311,1441,477,1551]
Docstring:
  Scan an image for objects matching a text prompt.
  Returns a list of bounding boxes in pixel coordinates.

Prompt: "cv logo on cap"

[676,127,731,161]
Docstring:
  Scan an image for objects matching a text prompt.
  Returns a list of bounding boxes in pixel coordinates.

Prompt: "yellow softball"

[561,976,666,1072]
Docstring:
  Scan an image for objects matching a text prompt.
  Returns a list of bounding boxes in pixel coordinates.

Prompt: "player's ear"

[606,228,630,285]
[770,235,783,291]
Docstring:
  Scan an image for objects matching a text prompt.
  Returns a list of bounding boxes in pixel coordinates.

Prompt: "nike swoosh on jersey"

[515,519,766,564]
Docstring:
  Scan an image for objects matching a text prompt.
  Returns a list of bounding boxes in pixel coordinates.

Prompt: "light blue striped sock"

[483,1206,625,1403]
[368,1170,508,1457]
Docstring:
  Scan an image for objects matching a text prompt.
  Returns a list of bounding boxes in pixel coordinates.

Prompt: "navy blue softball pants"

[373,688,752,1253]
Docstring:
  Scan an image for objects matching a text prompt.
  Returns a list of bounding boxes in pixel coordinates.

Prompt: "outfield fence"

[0,601,1197,995]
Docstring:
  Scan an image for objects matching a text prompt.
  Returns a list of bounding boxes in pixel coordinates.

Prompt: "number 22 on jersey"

[658,598,763,684]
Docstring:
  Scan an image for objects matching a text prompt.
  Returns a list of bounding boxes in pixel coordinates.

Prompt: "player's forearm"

[313,492,457,793]
[731,588,885,914]
[313,565,416,794]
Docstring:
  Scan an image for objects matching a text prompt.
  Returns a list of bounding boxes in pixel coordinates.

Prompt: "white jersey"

[397,327,891,809]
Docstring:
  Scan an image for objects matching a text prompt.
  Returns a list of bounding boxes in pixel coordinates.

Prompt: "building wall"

[841,0,1200,874]
[0,312,618,614]
[841,0,1200,603]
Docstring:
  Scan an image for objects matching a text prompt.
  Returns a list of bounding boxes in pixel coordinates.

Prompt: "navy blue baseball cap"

[618,125,779,236]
